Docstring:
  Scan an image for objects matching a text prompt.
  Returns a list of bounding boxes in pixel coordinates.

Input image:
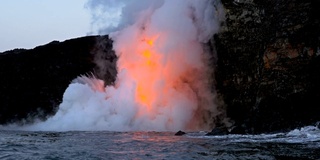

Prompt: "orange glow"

[142,50,152,58]
[136,85,151,105]
[146,40,153,46]
[124,37,161,112]
[115,31,209,130]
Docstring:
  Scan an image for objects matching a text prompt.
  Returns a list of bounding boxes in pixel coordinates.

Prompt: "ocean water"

[0,126,319,160]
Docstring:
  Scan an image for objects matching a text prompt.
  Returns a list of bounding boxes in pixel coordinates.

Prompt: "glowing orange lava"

[116,35,162,115]
[114,27,214,130]
[135,38,159,112]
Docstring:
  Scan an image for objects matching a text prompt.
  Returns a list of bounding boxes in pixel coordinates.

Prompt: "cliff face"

[0,36,116,124]
[214,0,320,133]
[0,0,319,133]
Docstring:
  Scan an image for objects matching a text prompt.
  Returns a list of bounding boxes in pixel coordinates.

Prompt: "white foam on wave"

[189,124,320,144]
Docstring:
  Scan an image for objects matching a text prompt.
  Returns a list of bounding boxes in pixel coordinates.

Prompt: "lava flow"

[17,0,225,132]
[111,17,215,130]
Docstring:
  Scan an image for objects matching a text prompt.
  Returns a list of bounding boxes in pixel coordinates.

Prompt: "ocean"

[1,125,319,160]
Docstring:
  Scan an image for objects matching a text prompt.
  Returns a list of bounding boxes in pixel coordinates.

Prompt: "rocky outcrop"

[0,0,319,134]
[0,35,116,124]
[214,0,320,133]
[174,130,186,136]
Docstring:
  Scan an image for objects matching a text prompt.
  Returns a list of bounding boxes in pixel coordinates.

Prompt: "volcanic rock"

[174,130,186,136]
[213,0,320,133]
[0,35,116,124]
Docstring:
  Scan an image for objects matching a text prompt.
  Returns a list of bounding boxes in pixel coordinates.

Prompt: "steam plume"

[13,0,225,131]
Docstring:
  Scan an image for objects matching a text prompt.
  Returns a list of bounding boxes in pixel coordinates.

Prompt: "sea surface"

[0,125,319,160]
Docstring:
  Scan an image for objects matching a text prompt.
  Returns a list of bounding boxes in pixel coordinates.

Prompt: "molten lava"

[27,0,225,132]
[134,38,161,113]
[111,20,217,130]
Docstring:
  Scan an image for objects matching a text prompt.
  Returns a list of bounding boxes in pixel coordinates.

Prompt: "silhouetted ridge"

[0,35,116,124]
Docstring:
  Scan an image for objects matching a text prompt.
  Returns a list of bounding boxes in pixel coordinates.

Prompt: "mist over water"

[5,0,226,131]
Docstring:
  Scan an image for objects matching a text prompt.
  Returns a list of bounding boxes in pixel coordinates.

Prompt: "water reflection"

[0,130,319,159]
[131,132,182,143]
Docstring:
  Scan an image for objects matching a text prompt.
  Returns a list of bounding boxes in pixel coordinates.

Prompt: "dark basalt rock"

[0,35,116,124]
[174,130,186,136]
[213,0,320,134]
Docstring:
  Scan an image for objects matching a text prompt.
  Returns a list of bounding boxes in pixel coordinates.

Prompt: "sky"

[0,0,92,52]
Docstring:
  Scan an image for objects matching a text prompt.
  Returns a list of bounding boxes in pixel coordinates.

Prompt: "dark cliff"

[214,0,320,133]
[0,0,319,133]
[0,35,116,124]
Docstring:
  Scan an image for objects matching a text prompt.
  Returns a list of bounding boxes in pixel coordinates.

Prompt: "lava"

[18,0,225,132]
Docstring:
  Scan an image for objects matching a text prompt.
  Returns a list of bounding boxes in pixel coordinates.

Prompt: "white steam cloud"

[6,0,225,131]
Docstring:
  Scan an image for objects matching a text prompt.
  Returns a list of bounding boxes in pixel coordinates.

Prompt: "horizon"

[0,0,92,52]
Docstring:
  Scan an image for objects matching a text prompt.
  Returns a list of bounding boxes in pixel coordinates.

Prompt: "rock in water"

[175,130,186,136]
